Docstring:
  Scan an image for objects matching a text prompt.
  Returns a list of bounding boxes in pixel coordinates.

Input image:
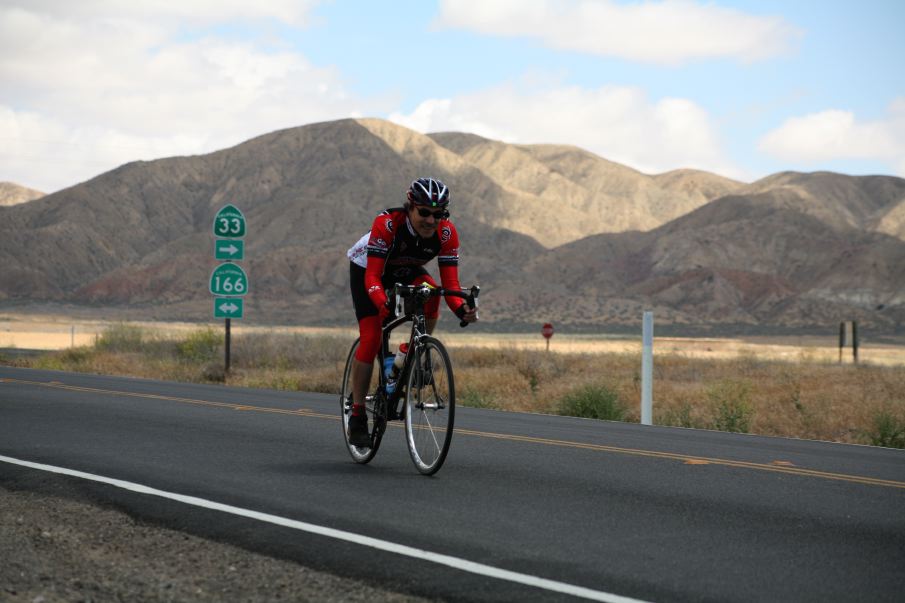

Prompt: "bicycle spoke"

[423,412,442,454]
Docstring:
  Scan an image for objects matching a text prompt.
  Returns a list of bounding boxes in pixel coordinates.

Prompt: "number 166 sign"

[210,263,248,296]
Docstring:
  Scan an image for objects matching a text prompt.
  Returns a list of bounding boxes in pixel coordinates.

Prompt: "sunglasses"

[416,207,449,219]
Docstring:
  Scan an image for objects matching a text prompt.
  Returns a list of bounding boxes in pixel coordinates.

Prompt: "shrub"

[707,379,755,433]
[459,387,497,409]
[662,401,702,429]
[558,384,625,421]
[866,409,905,449]
[201,362,226,383]
[96,324,146,353]
[177,328,221,362]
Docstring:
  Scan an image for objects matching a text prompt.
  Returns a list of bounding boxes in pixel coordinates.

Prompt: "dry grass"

[3,324,904,448]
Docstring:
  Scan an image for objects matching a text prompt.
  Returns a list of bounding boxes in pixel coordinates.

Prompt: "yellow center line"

[3,378,318,417]
[453,428,905,489]
[5,377,904,490]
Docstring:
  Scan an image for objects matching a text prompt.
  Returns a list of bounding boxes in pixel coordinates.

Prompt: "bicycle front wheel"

[404,336,455,475]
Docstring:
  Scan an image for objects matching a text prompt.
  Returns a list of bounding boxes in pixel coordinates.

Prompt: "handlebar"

[390,283,480,328]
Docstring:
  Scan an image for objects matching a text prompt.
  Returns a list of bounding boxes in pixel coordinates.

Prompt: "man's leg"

[348,312,381,448]
[351,357,374,409]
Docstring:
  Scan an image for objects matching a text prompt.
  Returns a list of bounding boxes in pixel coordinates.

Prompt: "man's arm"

[437,222,474,320]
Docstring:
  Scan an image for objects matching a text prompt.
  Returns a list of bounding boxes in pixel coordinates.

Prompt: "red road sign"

[542,323,554,339]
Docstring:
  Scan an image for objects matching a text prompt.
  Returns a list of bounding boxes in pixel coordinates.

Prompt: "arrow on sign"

[218,302,240,314]
[218,243,239,256]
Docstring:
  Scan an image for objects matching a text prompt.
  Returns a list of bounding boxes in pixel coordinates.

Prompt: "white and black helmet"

[407,177,450,208]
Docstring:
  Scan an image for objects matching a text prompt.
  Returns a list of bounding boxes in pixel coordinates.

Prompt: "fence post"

[641,311,653,426]
[852,320,859,364]
[838,322,845,363]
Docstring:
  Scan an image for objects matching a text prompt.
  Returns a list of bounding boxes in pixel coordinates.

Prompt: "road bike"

[340,283,479,475]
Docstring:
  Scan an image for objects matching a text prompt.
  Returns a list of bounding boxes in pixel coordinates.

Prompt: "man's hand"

[378,299,393,321]
[458,304,478,324]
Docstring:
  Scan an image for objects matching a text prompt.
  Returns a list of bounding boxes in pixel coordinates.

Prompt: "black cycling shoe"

[347,414,371,448]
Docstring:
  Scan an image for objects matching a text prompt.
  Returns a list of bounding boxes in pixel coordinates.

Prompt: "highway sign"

[213,204,246,238]
[215,239,245,261]
[214,298,244,319]
[209,263,248,296]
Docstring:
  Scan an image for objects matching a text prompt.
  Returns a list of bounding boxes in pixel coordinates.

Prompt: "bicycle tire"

[340,339,386,463]
[404,336,455,475]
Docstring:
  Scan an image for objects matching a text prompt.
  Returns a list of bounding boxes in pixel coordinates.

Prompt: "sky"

[1,0,904,193]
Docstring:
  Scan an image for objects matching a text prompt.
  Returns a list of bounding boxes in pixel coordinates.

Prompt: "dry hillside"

[1,118,903,332]
[0,182,44,206]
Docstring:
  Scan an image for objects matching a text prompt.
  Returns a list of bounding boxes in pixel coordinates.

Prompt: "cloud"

[4,0,318,26]
[389,81,742,178]
[758,99,905,176]
[0,2,375,192]
[436,0,801,65]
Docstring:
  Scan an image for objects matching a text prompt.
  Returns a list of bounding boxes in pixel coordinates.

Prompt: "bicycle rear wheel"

[404,336,455,475]
[341,339,385,463]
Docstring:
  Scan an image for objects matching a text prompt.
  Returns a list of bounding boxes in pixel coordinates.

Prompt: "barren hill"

[1,118,903,332]
[0,182,44,206]
[517,193,905,329]
[428,131,744,243]
[742,171,905,237]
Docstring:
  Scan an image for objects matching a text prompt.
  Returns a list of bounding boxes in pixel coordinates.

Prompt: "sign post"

[641,311,654,426]
[541,322,554,352]
[212,204,247,373]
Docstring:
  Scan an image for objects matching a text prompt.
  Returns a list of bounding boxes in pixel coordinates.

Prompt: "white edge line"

[1,454,649,603]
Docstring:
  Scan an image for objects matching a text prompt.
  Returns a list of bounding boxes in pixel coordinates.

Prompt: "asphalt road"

[1,365,904,602]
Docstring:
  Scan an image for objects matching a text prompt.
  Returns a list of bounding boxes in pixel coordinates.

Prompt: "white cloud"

[389,81,742,178]
[436,0,801,65]
[0,2,374,192]
[5,1,318,26]
[758,99,905,176]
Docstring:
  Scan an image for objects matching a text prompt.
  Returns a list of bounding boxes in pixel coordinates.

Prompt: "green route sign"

[213,297,244,319]
[209,263,248,297]
[215,239,245,261]
[213,204,246,239]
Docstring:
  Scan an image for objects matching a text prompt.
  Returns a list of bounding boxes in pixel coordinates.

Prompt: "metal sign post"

[838,321,859,364]
[211,204,247,374]
[641,311,654,426]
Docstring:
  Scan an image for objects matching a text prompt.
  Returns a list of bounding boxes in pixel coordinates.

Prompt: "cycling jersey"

[347,207,464,316]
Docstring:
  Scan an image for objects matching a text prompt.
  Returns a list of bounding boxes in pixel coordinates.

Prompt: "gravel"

[1,485,433,602]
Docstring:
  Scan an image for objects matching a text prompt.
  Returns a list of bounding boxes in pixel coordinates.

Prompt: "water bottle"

[391,343,408,379]
[384,353,396,395]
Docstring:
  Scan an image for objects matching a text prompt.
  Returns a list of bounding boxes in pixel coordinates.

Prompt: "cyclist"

[345,177,478,447]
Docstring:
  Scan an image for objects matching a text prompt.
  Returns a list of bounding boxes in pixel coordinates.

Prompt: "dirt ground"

[2,312,903,366]
[0,484,431,603]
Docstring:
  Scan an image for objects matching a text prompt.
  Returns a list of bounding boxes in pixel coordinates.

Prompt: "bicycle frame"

[376,283,479,421]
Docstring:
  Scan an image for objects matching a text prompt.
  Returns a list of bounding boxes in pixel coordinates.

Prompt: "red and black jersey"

[347,207,464,314]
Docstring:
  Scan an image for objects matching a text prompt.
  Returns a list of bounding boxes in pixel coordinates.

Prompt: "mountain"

[427,131,744,245]
[741,171,905,236]
[520,193,905,329]
[0,182,44,206]
[1,118,903,333]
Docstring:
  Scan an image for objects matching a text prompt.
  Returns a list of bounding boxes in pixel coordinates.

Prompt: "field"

[3,312,905,365]
[2,312,904,448]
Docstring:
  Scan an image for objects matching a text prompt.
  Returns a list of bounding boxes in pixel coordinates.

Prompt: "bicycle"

[340,283,480,475]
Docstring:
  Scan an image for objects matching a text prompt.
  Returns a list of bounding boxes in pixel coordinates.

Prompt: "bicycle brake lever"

[459,285,480,328]
[393,282,404,317]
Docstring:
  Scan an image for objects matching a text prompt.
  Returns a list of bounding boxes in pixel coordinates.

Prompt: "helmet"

[407,177,449,207]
